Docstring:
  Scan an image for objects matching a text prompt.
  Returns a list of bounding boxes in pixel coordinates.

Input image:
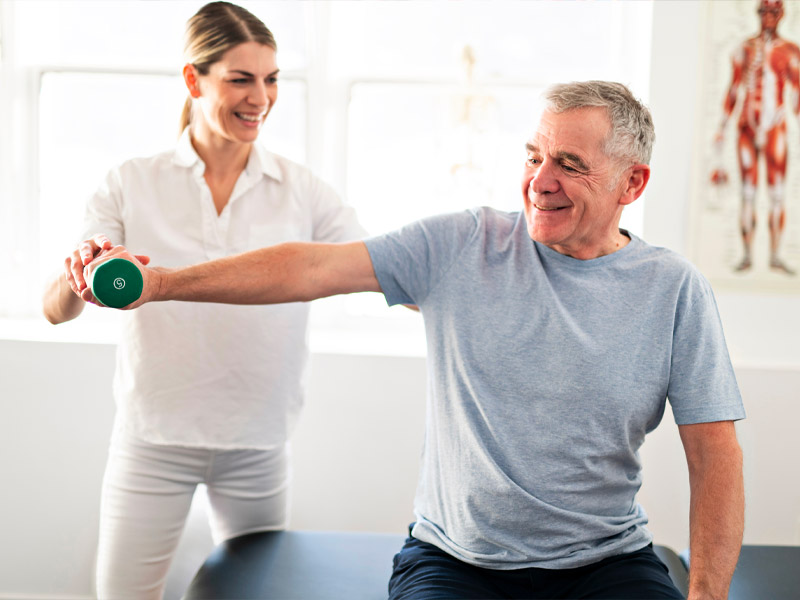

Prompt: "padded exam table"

[183,530,798,599]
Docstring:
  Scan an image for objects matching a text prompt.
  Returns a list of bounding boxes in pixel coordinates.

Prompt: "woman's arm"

[42,233,113,324]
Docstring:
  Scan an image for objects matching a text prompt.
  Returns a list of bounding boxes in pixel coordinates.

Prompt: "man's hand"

[82,246,154,309]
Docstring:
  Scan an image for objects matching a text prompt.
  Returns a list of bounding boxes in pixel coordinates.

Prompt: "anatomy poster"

[690,0,800,292]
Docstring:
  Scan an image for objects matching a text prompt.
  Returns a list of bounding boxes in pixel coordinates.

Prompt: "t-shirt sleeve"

[666,270,746,425]
[364,209,481,307]
[80,167,126,246]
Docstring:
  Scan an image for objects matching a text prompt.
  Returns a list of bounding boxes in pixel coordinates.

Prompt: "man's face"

[521,107,631,260]
[759,1,783,33]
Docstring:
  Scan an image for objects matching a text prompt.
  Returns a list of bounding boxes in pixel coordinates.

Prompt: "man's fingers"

[80,287,99,305]
[134,254,151,266]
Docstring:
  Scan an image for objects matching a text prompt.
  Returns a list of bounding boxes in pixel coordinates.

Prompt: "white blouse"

[81,130,366,449]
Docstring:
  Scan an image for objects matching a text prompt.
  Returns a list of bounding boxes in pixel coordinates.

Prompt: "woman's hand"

[44,233,144,323]
[63,233,114,299]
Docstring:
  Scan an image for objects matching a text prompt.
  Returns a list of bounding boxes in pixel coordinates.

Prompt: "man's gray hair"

[544,81,655,166]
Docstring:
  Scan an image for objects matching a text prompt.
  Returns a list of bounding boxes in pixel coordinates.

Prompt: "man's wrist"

[147,267,172,303]
[687,572,731,600]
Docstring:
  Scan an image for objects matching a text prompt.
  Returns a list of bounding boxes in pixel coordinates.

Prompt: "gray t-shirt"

[364,207,745,570]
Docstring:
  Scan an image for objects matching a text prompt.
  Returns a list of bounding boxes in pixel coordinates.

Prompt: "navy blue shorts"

[389,535,684,599]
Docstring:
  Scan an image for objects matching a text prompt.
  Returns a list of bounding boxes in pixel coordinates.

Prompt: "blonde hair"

[179,1,277,134]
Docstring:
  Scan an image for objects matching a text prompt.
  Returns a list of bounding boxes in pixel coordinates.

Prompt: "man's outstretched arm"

[86,241,382,309]
[678,420,744,600]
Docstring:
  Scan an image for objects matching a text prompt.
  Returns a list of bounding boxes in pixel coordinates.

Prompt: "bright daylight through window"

[0,0,652,351]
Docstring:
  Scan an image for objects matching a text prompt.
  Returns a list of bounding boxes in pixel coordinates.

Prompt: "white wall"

[636,0,800,552]
[2,338,799,599]
[646,0,800,367]
[2,2,800,599]
[0,339,427,599]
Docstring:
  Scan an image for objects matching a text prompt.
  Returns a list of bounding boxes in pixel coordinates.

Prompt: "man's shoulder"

[413,206,516,233]
[627,236,706,279]
[474,205,519,222]
[373,207,518,257]
[456,207,525,249]
[470,206,520,233]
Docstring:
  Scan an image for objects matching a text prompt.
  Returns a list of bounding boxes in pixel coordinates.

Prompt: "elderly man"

[70,81,745,600]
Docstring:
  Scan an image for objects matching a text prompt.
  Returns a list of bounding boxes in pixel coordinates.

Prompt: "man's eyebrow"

[525,144,589,171]
[556,151,589,171]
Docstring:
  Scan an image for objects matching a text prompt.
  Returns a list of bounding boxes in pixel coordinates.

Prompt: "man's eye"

[231,78,249,84]
[267,77,278,84]
[526,156,540,165]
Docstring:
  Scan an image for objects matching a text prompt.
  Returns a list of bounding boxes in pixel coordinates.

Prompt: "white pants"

[95,434,290,600]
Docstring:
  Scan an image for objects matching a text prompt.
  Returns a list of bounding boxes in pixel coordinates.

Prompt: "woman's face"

[188,41,279,145]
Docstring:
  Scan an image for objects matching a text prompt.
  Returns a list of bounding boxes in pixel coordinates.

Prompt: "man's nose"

[531,160,560,194]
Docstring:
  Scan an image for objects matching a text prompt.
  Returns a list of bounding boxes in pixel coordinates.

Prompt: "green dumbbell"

[87,258,144,308]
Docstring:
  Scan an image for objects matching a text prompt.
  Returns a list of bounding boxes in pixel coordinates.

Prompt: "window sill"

[0,316,428,358]
[0,316,122,345]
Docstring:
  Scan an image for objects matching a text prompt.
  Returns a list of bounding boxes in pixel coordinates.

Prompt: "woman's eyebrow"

[228,69,280,77]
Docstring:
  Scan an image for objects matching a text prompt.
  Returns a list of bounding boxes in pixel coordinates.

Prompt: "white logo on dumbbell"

[114,278,126,290]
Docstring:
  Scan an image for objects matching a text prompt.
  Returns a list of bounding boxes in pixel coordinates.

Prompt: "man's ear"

[183,64,201,98]
[620,164,651,206]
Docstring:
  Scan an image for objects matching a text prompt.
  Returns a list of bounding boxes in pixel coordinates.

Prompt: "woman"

[42,2,365,598]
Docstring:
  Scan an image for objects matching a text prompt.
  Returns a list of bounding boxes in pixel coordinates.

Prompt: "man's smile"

[533,203,568,211]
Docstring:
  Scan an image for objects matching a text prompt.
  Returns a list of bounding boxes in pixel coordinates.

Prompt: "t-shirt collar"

[533,229,640,267]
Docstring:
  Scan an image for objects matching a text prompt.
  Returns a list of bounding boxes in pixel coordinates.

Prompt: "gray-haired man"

[72,81,745,600]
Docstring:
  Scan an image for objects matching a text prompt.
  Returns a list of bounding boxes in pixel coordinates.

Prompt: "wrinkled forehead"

[527,108,610,155]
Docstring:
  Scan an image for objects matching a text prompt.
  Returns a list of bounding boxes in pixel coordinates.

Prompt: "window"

[36,72,307,290]
[1,0,653,350]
